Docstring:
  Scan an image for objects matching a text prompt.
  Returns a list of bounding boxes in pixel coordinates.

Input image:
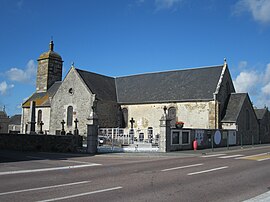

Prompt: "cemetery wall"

[0,133,82,152]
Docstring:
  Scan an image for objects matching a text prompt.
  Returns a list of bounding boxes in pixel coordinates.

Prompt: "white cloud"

[234,0,270,24]
[233,71,260,93]
[262,83,270,95]
[6,60,36,84]
[263,63,270,83]
[238,61,248,69]
[0,81,14,95]
[155,0,183,11]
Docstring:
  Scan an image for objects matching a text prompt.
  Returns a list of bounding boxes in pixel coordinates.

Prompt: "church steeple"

[36,40,63,93]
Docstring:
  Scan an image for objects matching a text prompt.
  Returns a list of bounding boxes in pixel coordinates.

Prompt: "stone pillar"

[28,101,36,134]
[159,114,171,152]
[87,112,98,154]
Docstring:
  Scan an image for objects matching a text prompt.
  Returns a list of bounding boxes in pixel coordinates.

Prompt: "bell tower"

[36,40,63,92]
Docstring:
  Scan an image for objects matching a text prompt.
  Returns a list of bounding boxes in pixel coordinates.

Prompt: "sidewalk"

[100,144,270,157]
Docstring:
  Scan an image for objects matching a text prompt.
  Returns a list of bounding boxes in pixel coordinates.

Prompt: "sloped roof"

[9,114,21,125]
[22,81,61,107]
[116,65,223,104]
[221,93,247,122]
[254,108,267,120]
[76,69,117,102]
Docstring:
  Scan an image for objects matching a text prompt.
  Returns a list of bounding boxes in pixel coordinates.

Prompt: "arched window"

[37,110,42,125]
[122,108,128,128]
[168,107,176,127]
[67,106,73,126]
[246,109,250,130]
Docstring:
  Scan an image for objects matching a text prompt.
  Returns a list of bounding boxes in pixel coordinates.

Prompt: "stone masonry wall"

[0,133,82,152]
[237,96,259,145]
[121,101,215,131]
[50,68,93,136]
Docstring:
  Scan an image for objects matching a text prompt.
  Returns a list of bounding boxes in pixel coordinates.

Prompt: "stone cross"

[74,118,79,135]
[29,101,36,133]
[61,120,66,135]
[74,118,79,129]
[39,121,44,134]
[130,117,135,129]
[163,106,167,115]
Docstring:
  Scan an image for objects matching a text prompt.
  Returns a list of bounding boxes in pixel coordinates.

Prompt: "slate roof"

[76,69,117,102]
[115,65,224,104]
[221,93,247,122]
[254,108,267,120]
[9,115,21,125]
[22,81,62,107]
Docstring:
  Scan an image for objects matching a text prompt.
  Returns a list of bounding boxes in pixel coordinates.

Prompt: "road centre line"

[161,163,203,172]
[187,166,228,176]
[0,164,101,176]
[218,154,244,159]
[0,181,91,196]
[201,154,226,158]
[37,186,123,202]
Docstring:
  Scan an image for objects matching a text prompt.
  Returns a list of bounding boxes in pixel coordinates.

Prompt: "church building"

[21,41,264,145]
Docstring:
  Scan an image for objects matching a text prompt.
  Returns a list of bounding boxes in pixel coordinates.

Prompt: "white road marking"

[243,190,270,201]
[201,154,226,158]
[0,181,91,196]
[218,154,244,159]
[236,153,268,159]
[61,160,93,164]
[187,166,228,176]
[37,186,123,202]
[161,163,203,172]
[257,158,270,162]
[0,164,101,176]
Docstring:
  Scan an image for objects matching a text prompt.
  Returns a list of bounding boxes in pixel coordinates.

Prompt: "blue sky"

[1,0,270,116]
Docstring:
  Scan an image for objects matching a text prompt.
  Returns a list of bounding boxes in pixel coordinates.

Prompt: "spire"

[224,58,227,66]
[49,40,54,51]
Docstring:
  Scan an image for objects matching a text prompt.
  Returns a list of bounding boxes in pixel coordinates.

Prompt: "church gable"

[49,67,95,135]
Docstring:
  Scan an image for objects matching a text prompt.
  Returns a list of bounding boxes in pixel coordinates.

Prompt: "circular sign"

[214,130,221,145]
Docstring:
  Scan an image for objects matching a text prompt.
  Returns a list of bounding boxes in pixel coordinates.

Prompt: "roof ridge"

[116,64,223,79]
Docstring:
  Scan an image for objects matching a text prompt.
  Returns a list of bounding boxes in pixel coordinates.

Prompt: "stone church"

[21,41,267,145]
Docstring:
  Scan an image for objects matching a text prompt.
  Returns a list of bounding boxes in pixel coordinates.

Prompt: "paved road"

[0,145,270,202]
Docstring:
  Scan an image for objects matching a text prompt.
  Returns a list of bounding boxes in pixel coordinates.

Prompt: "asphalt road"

[0,145,270,202]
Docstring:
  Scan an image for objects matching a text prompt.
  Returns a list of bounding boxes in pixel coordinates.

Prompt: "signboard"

[195,130,204,146]
[214,130,221,145]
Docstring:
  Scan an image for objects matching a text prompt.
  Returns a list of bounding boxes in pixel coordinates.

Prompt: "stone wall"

[0,133,82,152]
[236,96,259,145]
[121,101,216,131]
[50,68,93,136]
[21,107,51,134]
[215,66,236,121]
[97,100,118,128]
[258,111,270,144]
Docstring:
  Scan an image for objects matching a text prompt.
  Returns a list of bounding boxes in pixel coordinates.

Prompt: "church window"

[168,107,176,127]
[122,108,128,128]
[67,106,73,126]
[246,109,250,130]
[37,110,42,125]
[68,88,74,95]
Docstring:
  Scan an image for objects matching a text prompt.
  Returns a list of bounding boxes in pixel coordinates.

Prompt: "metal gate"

[98,128,160,152]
